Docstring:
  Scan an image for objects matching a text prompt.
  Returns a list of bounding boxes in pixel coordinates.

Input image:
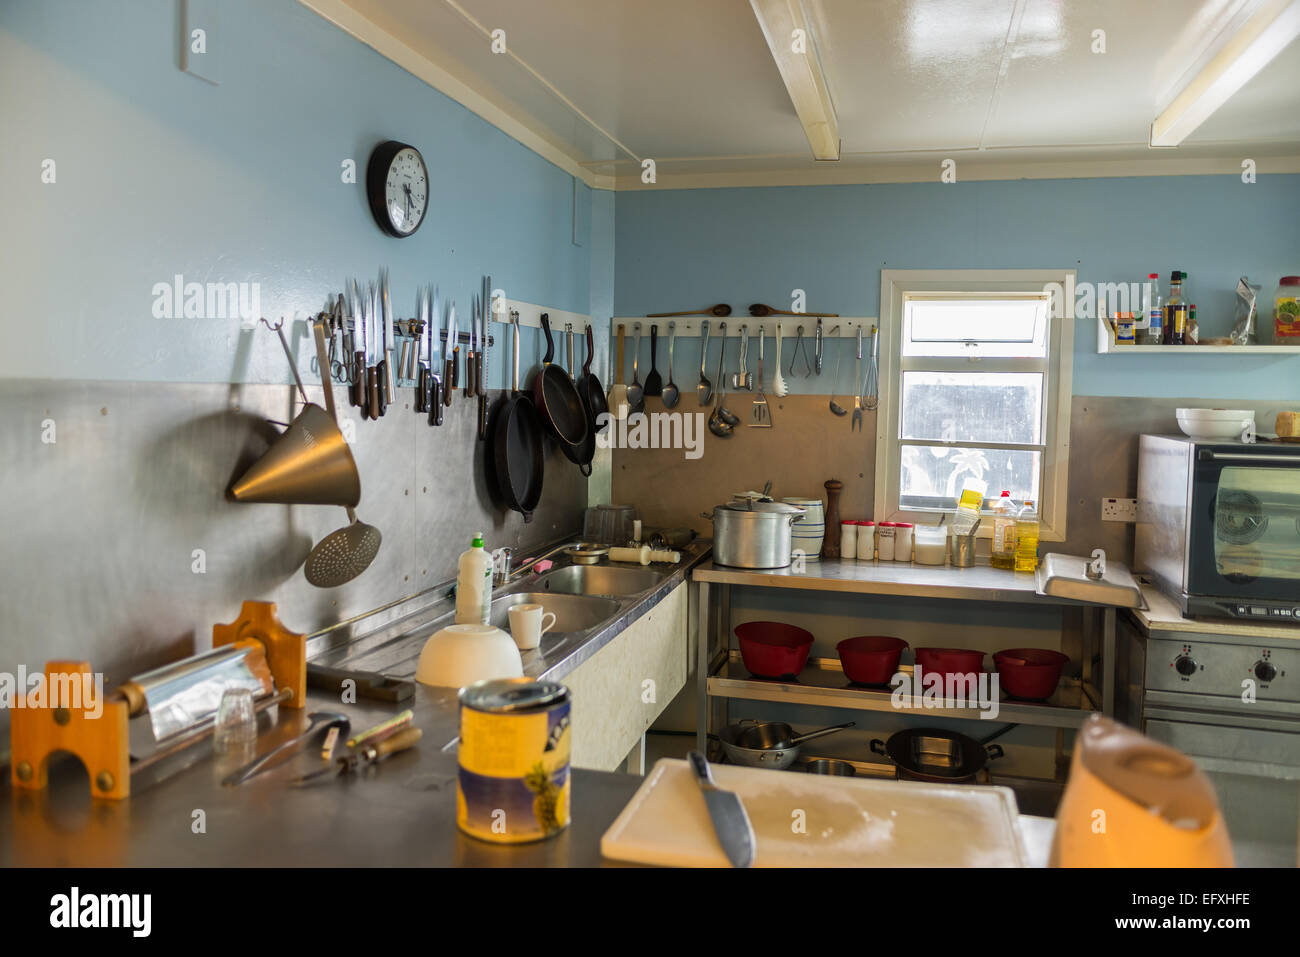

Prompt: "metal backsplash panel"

[0,378,586,701]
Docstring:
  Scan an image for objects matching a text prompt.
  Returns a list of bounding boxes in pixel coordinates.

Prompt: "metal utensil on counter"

[292,725,423,786]
[661,321,680,408]
[222,711,350,787]
[687,750,755,868]
[627,322,644,412]
[305,319,382,588]
[750,326,771,427]
[851,326,864,432]
[564,543,610,565]
[697,318,713,406]
[863,324,879,412]
[644,323,662,397]
[828,325,847,416]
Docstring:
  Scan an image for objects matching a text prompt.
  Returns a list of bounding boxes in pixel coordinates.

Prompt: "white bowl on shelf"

[1175,408,1254,441]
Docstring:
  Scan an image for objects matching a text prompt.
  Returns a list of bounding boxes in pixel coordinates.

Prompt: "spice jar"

[841,520,858,560]
[877,522,897,561]
[858,521,876,560]
[893,522,914,561]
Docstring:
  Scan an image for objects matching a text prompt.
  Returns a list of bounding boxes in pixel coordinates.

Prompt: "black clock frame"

[366,140,428,238]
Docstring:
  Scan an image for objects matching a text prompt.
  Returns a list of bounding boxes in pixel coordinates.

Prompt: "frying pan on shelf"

[488,313,544,522]
[532,313,589,448]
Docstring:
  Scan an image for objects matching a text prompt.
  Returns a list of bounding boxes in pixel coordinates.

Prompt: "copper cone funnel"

[231,403,361,507]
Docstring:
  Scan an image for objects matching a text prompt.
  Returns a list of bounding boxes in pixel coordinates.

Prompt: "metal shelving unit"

[708,652,1099,729]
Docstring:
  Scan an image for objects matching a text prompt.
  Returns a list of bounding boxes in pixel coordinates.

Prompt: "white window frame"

[875,269,1074,543]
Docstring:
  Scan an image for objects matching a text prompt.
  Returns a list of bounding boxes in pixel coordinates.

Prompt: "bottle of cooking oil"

[991,491,1018,569]
[1013,501,1039,572]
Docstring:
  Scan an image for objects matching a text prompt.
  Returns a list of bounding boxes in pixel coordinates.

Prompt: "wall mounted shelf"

[1096,317,1300,354]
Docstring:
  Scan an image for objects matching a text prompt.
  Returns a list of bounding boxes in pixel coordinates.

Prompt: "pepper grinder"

[822,479,843,559]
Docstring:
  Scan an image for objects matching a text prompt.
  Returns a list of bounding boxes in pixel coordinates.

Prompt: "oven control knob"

[1175,655,1198,677]
[1254,661,1277,683]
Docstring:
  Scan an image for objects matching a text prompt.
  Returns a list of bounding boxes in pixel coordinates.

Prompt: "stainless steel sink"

[490,591,620,633]
[533,564,666,597]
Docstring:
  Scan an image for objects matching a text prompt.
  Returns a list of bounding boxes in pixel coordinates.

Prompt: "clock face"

[366,141,429,238]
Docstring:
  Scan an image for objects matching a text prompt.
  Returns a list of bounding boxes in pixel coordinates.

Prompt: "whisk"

[862,325,879,411]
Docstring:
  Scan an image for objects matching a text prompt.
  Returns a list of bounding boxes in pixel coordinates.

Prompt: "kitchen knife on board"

[687,750,755,868]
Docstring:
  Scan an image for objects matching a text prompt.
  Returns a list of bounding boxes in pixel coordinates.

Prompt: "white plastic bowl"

[415,623,523,689]
[1175,408,1254,441]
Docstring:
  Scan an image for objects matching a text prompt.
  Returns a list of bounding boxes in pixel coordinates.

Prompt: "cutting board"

[601,759,1027,867]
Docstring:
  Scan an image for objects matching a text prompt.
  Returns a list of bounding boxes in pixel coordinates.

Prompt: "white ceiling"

[303,0,1300,187]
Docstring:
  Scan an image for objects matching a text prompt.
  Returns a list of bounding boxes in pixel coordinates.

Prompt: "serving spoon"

[661,321,680,408]
[697,318,713,406]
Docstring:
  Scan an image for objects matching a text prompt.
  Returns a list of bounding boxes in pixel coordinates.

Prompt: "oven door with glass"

[1187,443,1300,620]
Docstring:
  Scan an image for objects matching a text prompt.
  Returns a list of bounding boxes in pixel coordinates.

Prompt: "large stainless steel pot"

[708,501,804,569]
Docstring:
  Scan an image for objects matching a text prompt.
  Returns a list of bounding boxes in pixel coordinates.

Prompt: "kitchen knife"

[380,267,394,408]
[447,300,459,402]
[366,283,380,420]
[478,275,490,440]
[687,750,755,868]
[350,279,365,411]
[429,286,444,424]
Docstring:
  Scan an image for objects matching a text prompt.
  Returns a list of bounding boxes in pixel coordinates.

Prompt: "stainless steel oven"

[1136,434,1300,621]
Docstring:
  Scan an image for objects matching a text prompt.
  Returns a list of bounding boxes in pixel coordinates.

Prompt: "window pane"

[899,446,1042,510]
[904,297,1048,358]
[900,372,1044,445]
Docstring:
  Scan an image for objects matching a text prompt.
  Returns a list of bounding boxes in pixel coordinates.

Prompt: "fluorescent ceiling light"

[1151,0,1300,147]
[750,0,840,160]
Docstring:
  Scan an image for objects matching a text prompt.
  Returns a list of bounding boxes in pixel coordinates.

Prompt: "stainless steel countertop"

[694,558,1080,605]
[1131,584,1300,640]
[1,544,713,867]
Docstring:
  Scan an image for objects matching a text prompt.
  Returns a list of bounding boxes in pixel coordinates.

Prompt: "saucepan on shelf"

[718,719,855,770]
[870,726,1012,785]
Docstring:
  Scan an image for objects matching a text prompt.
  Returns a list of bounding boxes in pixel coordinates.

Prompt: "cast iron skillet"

[532,313,589,448]
[561,325,596,477]
[576,325,608,434]
[489,315,544,522]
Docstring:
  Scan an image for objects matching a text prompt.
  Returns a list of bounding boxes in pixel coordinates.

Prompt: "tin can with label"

[457,677,571,843]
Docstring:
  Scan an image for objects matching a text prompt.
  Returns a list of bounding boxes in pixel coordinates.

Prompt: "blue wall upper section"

[0,0,600,386]
[614,176,1300,399]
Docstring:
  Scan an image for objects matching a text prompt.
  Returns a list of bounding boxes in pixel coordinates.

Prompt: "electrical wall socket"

[1101,498,1137,523]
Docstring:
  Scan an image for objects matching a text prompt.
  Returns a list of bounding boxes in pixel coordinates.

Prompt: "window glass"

[899,446,1042,511]
[903,297,1048,358]
[900,371,1043,445]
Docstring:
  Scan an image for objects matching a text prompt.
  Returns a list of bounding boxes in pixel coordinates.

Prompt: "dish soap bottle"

[455,533,494,625]
[991,491,1018,569]
[1013,501,1040,573]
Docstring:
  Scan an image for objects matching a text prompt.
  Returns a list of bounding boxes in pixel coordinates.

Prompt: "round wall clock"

[366,140,429,238]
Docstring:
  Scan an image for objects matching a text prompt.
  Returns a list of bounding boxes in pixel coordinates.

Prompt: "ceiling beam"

[1151,0,1300,147]
[749,0,840,161]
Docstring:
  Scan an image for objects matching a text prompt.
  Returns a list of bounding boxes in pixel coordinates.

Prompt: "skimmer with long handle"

[305,318,382,588]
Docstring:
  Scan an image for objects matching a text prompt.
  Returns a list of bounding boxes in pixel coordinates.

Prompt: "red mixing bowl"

[735,621,814,678]
[994,648,1069,700]
[837,636,908,685]
[914,647,987,681]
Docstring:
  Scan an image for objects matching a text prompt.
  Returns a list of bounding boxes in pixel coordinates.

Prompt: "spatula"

[644,324,663,397]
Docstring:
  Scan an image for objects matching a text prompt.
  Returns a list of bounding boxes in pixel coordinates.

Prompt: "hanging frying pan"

[561,325,595,477]
[575,324,608,434]
[532,313,589,448]
[489,314,544,522]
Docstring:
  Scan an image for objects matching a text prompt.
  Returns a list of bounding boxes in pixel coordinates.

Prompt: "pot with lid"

[706,500,805,569]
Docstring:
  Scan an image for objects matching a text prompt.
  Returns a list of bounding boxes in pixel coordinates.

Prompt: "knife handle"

[443,359,454,405]
[429,376,443,425]
[415,367,428,413]
[367,367,380,420]
[366,726,423,763]
[687,750,716,789]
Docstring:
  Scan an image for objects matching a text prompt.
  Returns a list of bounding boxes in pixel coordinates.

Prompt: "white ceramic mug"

[507,603,557,650]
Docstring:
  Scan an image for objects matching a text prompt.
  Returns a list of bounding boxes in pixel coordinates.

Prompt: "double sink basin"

[308,559,679,680]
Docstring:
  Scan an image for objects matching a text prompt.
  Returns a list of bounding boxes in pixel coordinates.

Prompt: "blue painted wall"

[0,0,604,387]
[614,177,1300,400]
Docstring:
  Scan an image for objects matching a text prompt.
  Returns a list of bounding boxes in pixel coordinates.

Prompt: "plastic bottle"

[1142,273,1163,345]
[1013,501,1040,573]
[455,533,494,625]
[991,491,1018,570]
